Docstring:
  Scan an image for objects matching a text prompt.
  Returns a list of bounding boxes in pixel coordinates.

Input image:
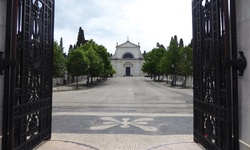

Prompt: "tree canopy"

[53,41,66,78]
[66,49,89,77]
[66,48,90,89]
[74,39,114,82]
[142,43,166,80]
[142,35,193,86]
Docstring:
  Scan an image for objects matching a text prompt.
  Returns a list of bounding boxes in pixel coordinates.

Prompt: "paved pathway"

[36,77,204,150]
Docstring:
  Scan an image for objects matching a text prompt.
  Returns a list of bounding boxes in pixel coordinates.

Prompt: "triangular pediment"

[117,40,139,48]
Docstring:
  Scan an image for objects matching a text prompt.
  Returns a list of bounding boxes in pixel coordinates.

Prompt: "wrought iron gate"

[3,0,54,149]
[192,0,239,149]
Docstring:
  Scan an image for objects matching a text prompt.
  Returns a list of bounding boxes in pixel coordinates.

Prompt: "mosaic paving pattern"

[52,113,193,135]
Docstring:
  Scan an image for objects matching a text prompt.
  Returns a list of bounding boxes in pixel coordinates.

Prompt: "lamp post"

[87,65,90,86]
[171,64,175,86]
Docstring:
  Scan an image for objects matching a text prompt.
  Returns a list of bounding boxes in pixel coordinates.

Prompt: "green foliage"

[76,39,114,79]
[168,35,180,66]
[66,49,89,76]
[110,68,116,77]
[159,51,172,76]
[178,46,193,77]
[178,46,193,87]
[141,44,166,78]
[86,47,103,77]
[142,35,193,86]
[53,41,66,78]
[65,27,115,84]
[97,45,113,77]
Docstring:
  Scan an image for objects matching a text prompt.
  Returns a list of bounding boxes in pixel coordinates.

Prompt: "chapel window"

[122,53,134,59]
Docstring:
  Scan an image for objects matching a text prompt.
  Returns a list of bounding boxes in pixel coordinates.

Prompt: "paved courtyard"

[37,77,203,150]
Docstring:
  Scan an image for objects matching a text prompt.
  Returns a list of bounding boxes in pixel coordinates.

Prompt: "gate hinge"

[225,51,247,76]
[0,52,16,75]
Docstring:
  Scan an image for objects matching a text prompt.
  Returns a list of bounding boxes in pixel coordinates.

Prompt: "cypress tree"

[179,38,184,47]
[60,37,63,49]
[76,27,87,47]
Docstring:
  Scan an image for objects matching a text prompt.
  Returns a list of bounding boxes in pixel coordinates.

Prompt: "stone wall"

[0,0,7,146]
[236,0,250,149]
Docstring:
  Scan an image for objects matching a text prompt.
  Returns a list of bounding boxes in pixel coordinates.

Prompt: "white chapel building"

[110,39,145,77]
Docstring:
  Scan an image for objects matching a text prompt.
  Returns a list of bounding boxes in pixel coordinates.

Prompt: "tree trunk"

[76,76,78,89]
[182,76,187,88]
[174,75,176,86]
[91,76,93,84]
[71,75,75,83]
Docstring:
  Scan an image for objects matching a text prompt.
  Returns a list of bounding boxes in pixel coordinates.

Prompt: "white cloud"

[54,0,192,54]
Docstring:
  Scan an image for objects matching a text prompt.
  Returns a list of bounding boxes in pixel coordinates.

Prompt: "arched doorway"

[123,62,133,76]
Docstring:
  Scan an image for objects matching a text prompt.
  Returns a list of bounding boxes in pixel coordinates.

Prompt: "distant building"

[110,39,144,77]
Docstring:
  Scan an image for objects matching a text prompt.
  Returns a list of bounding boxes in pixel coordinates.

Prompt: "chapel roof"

[116,40,140,48]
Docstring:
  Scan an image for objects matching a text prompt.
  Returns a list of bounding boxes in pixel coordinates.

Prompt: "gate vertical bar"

[2,0,18,149]
[2,0,12,149]
[230,0,239,149]
[48,0,55,139]
[222,0,233,149]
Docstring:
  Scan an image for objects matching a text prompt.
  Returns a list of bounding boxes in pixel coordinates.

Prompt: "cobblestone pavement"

[37,77,204,150]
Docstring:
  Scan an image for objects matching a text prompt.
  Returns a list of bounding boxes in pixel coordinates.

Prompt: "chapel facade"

[110,40,145,77]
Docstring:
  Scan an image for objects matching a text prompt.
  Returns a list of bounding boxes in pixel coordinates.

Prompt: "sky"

[54,0,193,54]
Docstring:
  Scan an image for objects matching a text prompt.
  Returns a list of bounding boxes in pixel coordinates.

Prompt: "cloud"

[54,0,192,54]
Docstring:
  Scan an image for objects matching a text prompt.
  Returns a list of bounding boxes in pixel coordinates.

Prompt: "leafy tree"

[110,68,116,77]
[85,47,103,83]
[166,35,181,86]
[53,41,66,78]
[141,44,166,80]
[178,46,193,87]
[78,39,114,81]
[142,55,155,76]
[159,51,172,77]
[168,35,180,67]
[97,45,113,79]
[66,49,89,89]
[143,35,192,87]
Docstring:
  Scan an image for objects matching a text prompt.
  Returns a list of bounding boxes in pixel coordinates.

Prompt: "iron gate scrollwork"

[3,0,54,149]
[192,0,239,149]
